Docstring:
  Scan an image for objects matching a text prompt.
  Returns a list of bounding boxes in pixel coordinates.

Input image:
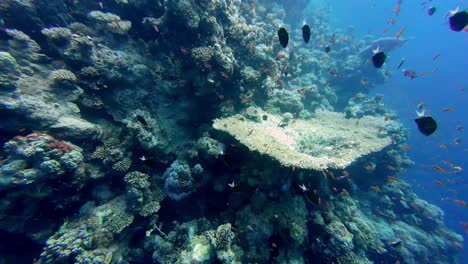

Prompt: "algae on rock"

[213,107,392,170]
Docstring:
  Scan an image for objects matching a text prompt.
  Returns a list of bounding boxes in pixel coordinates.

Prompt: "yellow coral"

[213,108,392,170]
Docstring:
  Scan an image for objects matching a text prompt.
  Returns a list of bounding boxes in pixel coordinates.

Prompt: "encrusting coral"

[213,107,392,170]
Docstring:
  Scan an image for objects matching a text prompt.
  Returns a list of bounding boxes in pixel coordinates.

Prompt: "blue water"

[328,0,468,262]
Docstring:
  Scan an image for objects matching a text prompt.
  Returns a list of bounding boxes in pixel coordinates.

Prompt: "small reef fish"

[432,53,441,61]
[389,240,402,248]
[454,199,467,207]
[387,176,399,183]
[325,46,331,53]
[331,33,336,45]
[370,185,382,192]
[372,50,387,68]
[302,23,311,44]
[403,69,417,79]
[417,102,424,110]
[277,27,289,48]
[442,107,454,112]
[397,58,406,69]
[415,112,437,136]
[432,165,447,173]
[394,5,401,16]
[388,18,396,25]
[427,6,437,16]
[401,145,411,150]
[460,222,468,234]
[434,180,446,187]
[439,144,448,150]
[395,26,406,39]
[448,8,468,32]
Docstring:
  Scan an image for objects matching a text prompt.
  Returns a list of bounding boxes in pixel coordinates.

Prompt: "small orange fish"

[442,107,454,112]
[417,102,424,110]
[440,144,448,150]
[387,165,396,171]
[365,59,371,65]
[460,222,468,234]
[382,28,390,34]
[432,165,447,173]
[387,176,399,183]
[454,199,467,207]
[370,185,382,192]
[395,25,406,39]
[434,180,446,187]
[394,5,401,16]
[342,170,349,177]
[401,145,411,150]
[360,79,367,86]
[388,18,396,25]
[419,71,429,76]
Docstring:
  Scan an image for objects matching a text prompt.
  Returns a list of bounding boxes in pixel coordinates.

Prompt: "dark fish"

[302,24,311,43]
[427,6,437,16]
[403,69,417,79]
[449,9,468,32]
[415,116,437,136]
[325,46,331,53]
[397,58,406,69]
[389,240,402,248]
[277,27,289,48]
[372,51,386,68]
[136,115,148,126]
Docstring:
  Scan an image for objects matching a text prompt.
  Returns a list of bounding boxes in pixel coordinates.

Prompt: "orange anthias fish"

[388,18,396,25]
[387,176,399,183]
[434,180,446,187]
[460,222,468,234]
[442,107,454,112]
[394,5,401,16]
[440,144,448,150]
[454,199,467,207]
[432,165,448,173]
[370,185,382,192]
[401,145,411,150]
[396,26,406,39]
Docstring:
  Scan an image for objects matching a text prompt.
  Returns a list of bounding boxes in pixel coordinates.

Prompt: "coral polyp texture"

[213,107,392,170]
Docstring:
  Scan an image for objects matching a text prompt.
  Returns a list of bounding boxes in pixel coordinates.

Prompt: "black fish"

[372,51,386,68]
[278,27,289,48]
[415,116,437,136]
[427,6,437,16]
[449,10,468,32]
[397,58,406,69]
[302,24,311,43]
[325,46,331,53]
[389,240,402,248]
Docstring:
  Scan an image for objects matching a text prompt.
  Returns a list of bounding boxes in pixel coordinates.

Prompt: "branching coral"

[213,107,392,170]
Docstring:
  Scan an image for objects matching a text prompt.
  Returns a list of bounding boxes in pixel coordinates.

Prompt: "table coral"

[213,107,392,170]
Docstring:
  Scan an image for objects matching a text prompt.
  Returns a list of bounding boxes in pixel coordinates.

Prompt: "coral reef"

[0,0,462,263]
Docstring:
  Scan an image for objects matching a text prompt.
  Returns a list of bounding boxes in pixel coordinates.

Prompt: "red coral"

[48,139,74,153]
